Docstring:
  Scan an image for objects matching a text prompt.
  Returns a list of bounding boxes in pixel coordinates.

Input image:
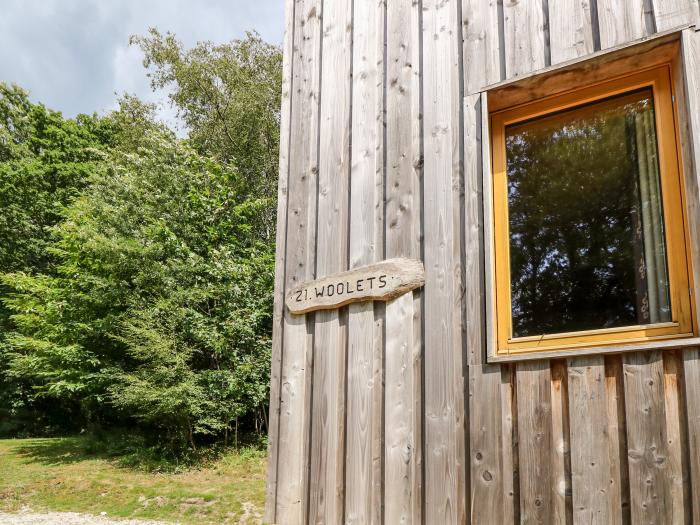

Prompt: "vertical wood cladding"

[267,0,700,522]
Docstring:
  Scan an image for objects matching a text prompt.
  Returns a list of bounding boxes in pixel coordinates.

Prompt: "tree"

[0,83,109,436]
[0,83,107,275]
[131,29,282,209]
[3,102,273,448]
[1,29,282,452]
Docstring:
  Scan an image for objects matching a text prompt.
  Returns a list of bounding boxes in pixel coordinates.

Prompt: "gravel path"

[0,510,176,525]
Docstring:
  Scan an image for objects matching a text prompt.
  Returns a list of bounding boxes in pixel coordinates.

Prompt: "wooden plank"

[384,0,423,519]
[548,0,595,64]
[264,0,296,520]
[462,0,502,94]
[501,364,519,522]
[274,0,323,521]
[550,361,572,525]
[486,33,680,114]
[469,364,505,523]
[348,0,385,274]
[675,33,700,521]
[308,314,347,523]
[662,351,691,523]
[345,0,385,522]
[286,258,424,314]
[503,0,548,78]
[466,92,519,524]
[422,0,467,521]
[346,305,387,525]
[345,300,383,525]
[679,30,700,524]
[516,361,554,524]
[652,0,700,31]
[480,94,499,362]
[276,316,315,524]
[464,93,485,366]
[622,351,672,524]
[680,29,700,325]
[466,75,519,515]
[385,292,422,523]
[486,336,700,363]
[604,355,630,525]
[307,0,353,521]
[682,348,700,524]
[597,0,648,49]
[484,28,681,93]
[369,303,384,524]
[469,364,519,524]
[568,356,613,523]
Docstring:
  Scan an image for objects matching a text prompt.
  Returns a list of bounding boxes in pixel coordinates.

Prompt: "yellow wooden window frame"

[491,65,695,356]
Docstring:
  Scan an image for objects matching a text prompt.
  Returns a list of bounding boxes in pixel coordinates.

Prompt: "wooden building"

[265,0,700,522]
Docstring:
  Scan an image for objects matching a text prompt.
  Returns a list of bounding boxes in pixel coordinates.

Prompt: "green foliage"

[0,83,109,436]
[0,82,107,273]
[132,29,282,206]
[92,130,273,446]
[3,118,273,448]
[0,31,281,455]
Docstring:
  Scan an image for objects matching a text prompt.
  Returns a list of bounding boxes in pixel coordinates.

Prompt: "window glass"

[506,88,671,338]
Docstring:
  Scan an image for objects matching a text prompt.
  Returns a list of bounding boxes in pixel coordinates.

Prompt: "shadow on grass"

[11,436,116,467]
[9,433,267,473]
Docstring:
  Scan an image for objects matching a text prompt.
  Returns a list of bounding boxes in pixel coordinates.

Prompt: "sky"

[0,0,285,126]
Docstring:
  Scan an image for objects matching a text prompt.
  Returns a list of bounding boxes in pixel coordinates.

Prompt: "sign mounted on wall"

[286,258,425,314]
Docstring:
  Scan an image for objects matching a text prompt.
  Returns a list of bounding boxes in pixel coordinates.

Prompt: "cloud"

[0,0,284,121]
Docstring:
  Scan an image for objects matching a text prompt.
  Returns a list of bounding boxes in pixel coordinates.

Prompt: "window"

[491,65,695,355]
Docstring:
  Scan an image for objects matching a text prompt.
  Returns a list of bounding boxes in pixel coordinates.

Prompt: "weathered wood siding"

[266,0,700,523]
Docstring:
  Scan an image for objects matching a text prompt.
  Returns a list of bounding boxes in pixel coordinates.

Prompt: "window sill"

[487,336,700,363]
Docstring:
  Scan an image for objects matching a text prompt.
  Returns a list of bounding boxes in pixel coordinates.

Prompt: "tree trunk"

[261,402,268,433]
[188,420,196,451]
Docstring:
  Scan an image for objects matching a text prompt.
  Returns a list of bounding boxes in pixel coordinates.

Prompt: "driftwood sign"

[286,258,425,314]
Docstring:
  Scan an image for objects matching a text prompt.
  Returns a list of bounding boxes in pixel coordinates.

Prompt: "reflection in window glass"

[506,88,671,338]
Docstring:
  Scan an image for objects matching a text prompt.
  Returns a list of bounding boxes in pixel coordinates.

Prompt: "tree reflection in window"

[506,88,671,338]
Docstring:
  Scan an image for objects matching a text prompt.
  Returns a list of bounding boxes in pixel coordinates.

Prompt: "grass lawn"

[0,437,267,524]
